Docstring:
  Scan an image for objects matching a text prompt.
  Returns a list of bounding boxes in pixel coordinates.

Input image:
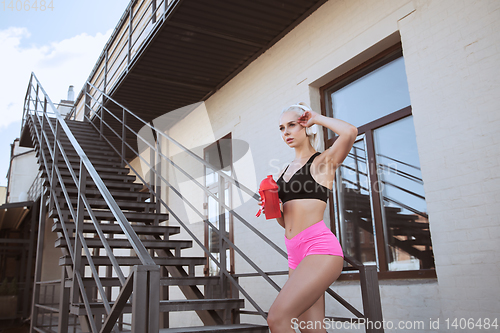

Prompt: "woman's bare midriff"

[282,199,327,240]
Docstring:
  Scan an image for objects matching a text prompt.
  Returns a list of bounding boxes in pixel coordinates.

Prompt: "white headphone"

[289,103,318,136]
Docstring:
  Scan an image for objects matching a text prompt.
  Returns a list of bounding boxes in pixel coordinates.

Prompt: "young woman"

[259,102,358,332]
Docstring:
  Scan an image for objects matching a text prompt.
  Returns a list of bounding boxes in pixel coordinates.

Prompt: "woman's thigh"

[288,267,326,331]
[270,255,343,329]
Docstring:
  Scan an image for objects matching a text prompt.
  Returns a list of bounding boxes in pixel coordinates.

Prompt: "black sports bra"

[277,152,330,203]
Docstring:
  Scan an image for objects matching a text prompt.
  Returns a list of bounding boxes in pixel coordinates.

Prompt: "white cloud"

[0,26,112,128]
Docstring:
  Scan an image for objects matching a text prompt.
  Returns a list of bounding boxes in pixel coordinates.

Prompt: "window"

[203,134,234,276]
[321,44,435,279]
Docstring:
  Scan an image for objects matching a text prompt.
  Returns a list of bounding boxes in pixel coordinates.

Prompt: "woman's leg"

[288,267,326,333]
[296,295,326,333]
[267,254,343,332]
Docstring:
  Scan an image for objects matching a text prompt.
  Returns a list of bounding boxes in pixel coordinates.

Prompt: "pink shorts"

[284,220,344,269]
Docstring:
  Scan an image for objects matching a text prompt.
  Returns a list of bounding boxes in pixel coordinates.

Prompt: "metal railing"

[32,279,79,333]
[83,82,384,331]
[67,0,177,122]
[23,73,159,333]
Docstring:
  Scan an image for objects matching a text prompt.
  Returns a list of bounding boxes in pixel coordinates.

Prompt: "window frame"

[320,43,436,280]
[203,133,235,276]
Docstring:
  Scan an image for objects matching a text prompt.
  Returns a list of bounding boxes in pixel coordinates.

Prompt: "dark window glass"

[323,48,434,276]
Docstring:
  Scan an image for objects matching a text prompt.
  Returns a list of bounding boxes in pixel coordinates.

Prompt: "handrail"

[83,83,383,325]
[27,72,155,266]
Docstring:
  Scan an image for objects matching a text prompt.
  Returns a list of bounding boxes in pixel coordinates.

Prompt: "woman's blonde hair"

[280,102,320,150]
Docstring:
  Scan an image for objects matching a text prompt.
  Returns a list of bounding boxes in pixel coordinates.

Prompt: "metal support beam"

[155,135,161,215]
[104,49,108,95]
[71,161,87,305]
[121,109,127,167]
[151,0,157,24]
[84,83,91,123]
[359,264,384,333]
[58,267,70,333]
[128,6,133,65]
[23,200,38,318]
[131,265,160,333]
[49,121,61,212]
[29,195,47,333]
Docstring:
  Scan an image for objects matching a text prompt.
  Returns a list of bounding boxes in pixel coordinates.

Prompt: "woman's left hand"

[297,110,318,128]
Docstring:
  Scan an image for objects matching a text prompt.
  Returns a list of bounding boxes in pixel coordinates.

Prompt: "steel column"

[150,140,155,205]
[359,264,384,333]
[128,6,132,65]
[151,0,157,24]
[49,121,61,212]
[58,267,70,333]
[121,109,127,167]
[71,161,87,305]
[155,135,161,215]
[84,83,91,123]
[131,265,160,333]
[23,200,38,318]
[29,194,47,333]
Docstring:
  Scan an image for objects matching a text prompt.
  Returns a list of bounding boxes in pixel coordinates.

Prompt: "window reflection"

[336,138,377,267]
[374,116,433,271]
[326,56,411,137]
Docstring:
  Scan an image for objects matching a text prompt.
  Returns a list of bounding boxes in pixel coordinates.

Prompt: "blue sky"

[0,1,130,186]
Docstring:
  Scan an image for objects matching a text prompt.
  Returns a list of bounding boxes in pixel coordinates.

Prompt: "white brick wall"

[399,0,500,326]
[153,0,500,330]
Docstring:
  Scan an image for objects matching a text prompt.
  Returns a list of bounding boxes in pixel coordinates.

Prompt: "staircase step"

[70,299,245,315]
[36,148,120,161]
[33,120,99,133]
[59,255,206,267]
[160,276,219,286]
[56,197,156,212]
[51,209,168,223]
[35,137,118,153]
[40,155,122,168]
[66,276,219,288]
[42,169,137,182]
[159,324,269,333]
[55,237,192,250]
[44,177,144,191]
[52,187,151,201]
[52,221,179,237]
[36,137,115,153]
[41,162,130,175]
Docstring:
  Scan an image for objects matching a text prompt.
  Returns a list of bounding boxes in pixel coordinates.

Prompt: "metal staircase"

[23,73,267,333]
[21,72,386,333]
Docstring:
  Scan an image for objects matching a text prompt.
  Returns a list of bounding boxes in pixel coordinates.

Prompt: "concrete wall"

[7,140,38,203]
[151,0,500,331]
[0,186,6,204]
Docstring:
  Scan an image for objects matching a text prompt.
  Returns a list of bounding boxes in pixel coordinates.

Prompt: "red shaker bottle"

[256,175,282,219]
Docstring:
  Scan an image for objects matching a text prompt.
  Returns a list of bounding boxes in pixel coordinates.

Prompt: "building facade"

[10,0,499,332]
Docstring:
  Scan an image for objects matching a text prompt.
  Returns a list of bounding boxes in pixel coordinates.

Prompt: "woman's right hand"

[258,197,265,215]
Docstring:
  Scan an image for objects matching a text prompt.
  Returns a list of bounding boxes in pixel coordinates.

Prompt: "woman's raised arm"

[298,111,358,175]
